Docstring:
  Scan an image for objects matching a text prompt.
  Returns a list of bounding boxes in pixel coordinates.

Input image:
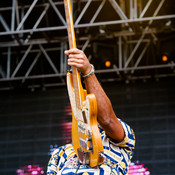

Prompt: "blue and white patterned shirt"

[47,119,135,175]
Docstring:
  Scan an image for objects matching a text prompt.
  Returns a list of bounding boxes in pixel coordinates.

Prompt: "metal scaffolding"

[0,0,175,89]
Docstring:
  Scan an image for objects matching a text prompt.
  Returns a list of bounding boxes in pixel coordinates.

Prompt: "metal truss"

[0,0,175,89]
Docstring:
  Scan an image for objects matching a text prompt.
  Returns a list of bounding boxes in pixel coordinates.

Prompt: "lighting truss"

[0,0,175,89]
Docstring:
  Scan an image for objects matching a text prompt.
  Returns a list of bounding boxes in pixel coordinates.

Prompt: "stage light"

[92,42,115,69]
[160,40,175,63]
[105,60,111,68]
[162,55,168,62]
[17,165,45,175]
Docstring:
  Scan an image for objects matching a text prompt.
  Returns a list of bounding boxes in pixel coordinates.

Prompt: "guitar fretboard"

[64,0,82,110]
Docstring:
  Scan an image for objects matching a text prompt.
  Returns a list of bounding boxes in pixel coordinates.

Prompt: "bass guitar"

[64,0,104,167]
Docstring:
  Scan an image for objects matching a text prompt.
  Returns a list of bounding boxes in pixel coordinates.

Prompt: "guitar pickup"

[79,138,93,152]
[78,124,85,131]
[78,122,85,133]
[79,138,87,148]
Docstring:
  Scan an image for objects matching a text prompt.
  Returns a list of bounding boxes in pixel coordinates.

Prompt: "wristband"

[82,64,95,78]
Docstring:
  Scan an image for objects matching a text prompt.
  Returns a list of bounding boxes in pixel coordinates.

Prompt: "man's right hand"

[64,48,92,76]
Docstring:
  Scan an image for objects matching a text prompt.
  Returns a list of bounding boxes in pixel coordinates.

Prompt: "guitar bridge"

[77,148,90,165]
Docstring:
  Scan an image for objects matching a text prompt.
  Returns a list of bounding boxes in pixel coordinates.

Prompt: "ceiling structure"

[0,0,175,90]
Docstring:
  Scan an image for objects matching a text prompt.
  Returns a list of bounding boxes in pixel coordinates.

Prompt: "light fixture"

[162,55,168,62]
[104,60,111,68]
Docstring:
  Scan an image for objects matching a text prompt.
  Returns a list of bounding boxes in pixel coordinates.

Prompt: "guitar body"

[67,72,104,167]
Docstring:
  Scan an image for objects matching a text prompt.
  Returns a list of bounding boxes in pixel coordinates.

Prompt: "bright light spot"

[105,60,111,67]
[162,55,168,62]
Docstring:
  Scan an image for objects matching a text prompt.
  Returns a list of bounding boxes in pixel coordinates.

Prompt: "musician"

[47,48,135,175]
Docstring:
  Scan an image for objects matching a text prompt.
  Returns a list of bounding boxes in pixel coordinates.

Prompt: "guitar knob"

[87,137,92,142]
[99,151,105,158]
[88,146,93,151]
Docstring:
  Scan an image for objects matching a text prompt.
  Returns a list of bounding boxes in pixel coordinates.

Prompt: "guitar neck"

[64,0,76,49]
[64,0,83,109]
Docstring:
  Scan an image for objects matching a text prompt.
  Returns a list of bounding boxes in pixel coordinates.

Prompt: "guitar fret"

[75,94,80,98]
[74,85,78,88]
[75,96,81,101]
[72,67,81,108]
[74,90,79,93]
[74,88,79,92]
[75,102,81,107]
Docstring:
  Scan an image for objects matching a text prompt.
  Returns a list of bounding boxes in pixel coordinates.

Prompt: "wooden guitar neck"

[64,0,83,109]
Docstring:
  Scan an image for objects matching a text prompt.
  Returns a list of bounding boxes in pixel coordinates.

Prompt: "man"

[47,48,135,175]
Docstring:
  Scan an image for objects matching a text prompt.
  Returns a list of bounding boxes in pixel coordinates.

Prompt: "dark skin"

[65,48,125,142]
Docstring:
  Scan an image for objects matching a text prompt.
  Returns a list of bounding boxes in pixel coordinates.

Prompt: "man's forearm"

[84,74,125,142]
[84,74,112,124]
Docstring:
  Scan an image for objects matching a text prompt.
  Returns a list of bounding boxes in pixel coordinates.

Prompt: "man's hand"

[64,48,91,76]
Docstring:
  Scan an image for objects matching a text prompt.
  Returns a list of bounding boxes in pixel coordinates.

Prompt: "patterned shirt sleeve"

[111,119,135,149]
[47,144,75,174]
[100,119,135,174]
[100,119,135,149]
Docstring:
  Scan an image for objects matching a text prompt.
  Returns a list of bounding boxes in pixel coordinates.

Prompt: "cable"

[74,161,80,175]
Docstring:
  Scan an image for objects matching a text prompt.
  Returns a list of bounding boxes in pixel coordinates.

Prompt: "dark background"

[0,77,175,175]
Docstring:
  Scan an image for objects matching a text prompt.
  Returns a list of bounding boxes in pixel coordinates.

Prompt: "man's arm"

[65,48,125,142]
